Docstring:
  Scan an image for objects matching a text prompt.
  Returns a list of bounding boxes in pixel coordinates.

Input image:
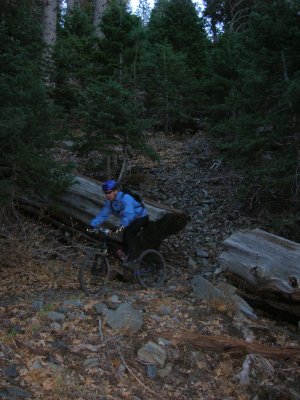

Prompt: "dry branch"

[161,331,300,360]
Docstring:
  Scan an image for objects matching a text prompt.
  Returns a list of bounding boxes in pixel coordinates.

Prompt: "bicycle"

[79,227,166,295]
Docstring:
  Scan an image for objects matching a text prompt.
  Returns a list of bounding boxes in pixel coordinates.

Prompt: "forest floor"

[1,133,300,400]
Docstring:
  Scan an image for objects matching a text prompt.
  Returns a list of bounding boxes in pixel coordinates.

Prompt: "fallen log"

[218,228,300,320]
[18,174,189,252]
[161,330,300,360]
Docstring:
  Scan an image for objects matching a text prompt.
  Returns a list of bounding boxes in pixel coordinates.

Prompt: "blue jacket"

[90,191,148,228]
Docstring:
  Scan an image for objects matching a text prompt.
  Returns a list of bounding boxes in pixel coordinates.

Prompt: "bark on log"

[218,228,300,320]
[18,174,189,252]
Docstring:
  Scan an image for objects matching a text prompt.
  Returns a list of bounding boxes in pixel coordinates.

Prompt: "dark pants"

[123,216,149,258]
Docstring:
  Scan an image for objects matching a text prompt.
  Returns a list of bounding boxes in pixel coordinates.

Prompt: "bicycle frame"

[80,228,166,293]
[86,228,110,256]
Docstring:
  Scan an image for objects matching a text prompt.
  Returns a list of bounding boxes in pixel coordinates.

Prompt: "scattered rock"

[158,305,172,316]
[46,311,66,322]
[191,275,221,300]
[50,322,62,331]
[83,357,100,369]
[32,300,43,312]
[147,364,157,379]
[64,299,82,308]
[157,362,172,378]
[3,364,18,378]
[6,386,32,398]
[94,302,109,316]
[157,337,172,346]
[191,275,257,319]
[196,249,209,258]
[67,312,87,321]
[137,342,166,367]
[109,295,120,303]
[106,303,143,332]
[188,257,197,268]
[52,340,69,351]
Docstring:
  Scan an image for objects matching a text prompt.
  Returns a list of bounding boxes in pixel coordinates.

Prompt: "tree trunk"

[93,0,106,38]
[42,0,57,87]
[18,174,189,252]
[66,0,77,13]
[43,0,57,47]
[218,228,300,320]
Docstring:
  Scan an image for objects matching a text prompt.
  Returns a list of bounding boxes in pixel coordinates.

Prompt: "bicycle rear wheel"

[135,249,166,289]
[79,252,109,295]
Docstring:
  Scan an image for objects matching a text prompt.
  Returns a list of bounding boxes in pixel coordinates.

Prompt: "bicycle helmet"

[102,179,118,192]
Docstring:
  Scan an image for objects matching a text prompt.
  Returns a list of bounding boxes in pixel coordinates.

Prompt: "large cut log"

[218,228,300,320]
[18,174,189,252]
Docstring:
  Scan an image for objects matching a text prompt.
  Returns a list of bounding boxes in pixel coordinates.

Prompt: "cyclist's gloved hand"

[114,225,124,234]
[117,225,124,232]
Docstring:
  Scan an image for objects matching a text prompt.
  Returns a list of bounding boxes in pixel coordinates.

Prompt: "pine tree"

[54,6,97,113]
[204,0,300,206]
[148,0,208,73]
[144,0,208,131]
[100,0,144,83]
[55,0,148,169]
[77,79,145,153]
[140,41,199,132]
[0,0,72,204]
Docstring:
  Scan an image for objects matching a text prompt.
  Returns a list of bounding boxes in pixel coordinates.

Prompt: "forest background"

[1,0,300,239]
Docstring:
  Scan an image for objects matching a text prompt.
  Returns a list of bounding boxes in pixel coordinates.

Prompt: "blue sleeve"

[120,194,135,227]
[90,201,112,227]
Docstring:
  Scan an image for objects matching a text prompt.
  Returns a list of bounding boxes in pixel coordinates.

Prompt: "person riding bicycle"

[89,179,149,267]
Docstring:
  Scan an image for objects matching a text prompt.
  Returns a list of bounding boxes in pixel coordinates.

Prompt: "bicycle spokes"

[136,250,166,288]
[79,253,108,295]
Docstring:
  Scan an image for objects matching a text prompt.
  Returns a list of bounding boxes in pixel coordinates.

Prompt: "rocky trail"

[1,134,300,400]
[133,134,260,274]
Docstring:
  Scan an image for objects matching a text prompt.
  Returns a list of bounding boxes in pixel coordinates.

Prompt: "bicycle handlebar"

[87,226,124,235]
[87,227,111,236]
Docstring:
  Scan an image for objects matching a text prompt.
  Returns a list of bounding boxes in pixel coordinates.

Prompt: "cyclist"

[89,179,149,267]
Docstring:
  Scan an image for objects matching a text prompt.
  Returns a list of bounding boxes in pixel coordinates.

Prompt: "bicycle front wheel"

[79,252,109,295]
[135,249,166,289]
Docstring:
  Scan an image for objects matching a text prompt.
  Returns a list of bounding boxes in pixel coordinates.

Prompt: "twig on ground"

[119,351,164,400]
[98,316,104,342]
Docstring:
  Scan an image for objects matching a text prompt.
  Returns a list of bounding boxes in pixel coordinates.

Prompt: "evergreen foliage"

[149,0,207,73]
[146,0,208,131]
[0,0,72,205]
[100,0,145,85]
[140,42,199,132]
[55,0,149,163]
[2,0,300,222]
[55,7,98,113]
[77,79,146,152]
[203,0,300,207]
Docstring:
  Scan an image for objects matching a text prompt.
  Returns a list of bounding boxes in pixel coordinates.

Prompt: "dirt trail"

[1,134,263,304]
[1,135,300,400]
